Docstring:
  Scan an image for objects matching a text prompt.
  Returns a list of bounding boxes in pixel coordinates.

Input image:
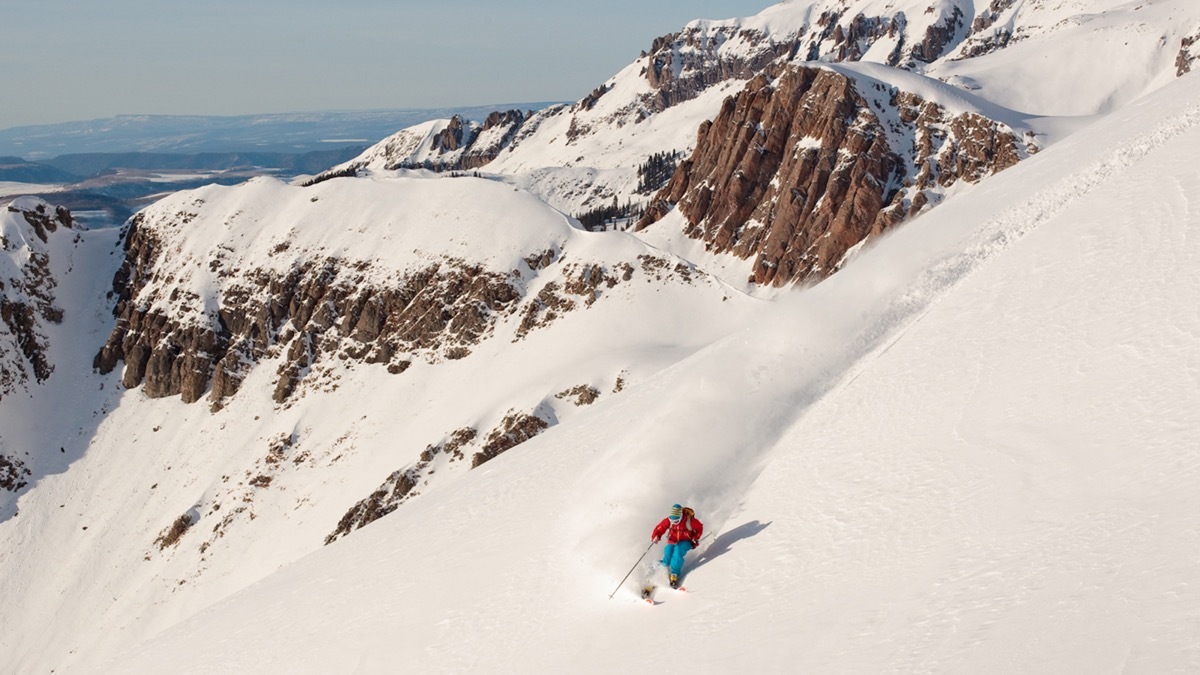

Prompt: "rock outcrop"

[93,189,704,409]
[1179,31,1200,77]
[0,199,73,399]
[310,110,530,182]
[325,404,556,545]
[0,453,30,492]
[637,65,1031,286]
[629,1,974,121]
[638,28,801,115]
[94,215,528,406]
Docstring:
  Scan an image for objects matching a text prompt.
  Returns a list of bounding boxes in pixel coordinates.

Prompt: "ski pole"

[608,541,655,599]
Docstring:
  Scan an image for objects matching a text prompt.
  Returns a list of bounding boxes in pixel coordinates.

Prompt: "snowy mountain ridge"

[325,0,1198,286]
[1,0,1199,672]
[94,173,751,410]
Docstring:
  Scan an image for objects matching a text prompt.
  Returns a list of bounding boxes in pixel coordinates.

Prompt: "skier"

[651,504,703,588]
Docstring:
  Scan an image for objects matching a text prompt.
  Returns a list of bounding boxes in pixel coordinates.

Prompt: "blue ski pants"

[660,540,693,576]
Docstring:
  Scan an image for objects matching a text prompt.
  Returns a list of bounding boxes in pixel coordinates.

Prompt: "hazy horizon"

[2,0,770,131]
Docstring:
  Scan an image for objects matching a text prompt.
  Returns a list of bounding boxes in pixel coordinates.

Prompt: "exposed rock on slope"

[95,215,522,406]
[94,178,717,408]
[0,453,30,492]
[325,404,559,545]
[1179,31,1200,77]
[311,110,530,182]
[634,0,974,117]
[0,198,74,399]
[324,3,986,216]
[327,379,607,545]
[637,64,1031,286]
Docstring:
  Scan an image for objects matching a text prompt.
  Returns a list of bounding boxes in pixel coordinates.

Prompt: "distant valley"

[0,104,561,228]
[0,105,563,158]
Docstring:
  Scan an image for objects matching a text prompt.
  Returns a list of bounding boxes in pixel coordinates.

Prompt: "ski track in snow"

[616,90,1200,668]
[712,84,1200,672]
[837,101,1200,396]
[561,92,1200,609]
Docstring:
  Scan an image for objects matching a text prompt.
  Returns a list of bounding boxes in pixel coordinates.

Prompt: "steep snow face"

[0,171,765,672]
[0,198,74,400]
[0,198,75,497]
[0,196,122,510]
[107,58,1200,675]
[928,0,1200,116]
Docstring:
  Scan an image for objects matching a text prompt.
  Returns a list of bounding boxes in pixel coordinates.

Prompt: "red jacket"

[652,515,703,545]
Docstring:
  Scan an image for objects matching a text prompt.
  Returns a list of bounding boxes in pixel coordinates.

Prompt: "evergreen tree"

[636,150,680,194]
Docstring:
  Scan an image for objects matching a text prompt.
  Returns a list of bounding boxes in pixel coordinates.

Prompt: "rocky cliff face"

[424,111,531,170]
[637,28,800,116]
[637,64,1031,286]
[95,214,530,407]
[93,185,706,410]
[0,199,73,400]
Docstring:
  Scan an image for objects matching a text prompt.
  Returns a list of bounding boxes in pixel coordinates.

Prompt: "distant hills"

[0,105,563,160]
[0,156,79,183]
[37,149,368,179]
[0,104,563,229]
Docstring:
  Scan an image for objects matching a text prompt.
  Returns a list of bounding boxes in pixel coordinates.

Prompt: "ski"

[641,585,655,603]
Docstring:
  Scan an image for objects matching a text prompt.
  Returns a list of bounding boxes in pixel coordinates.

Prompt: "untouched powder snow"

[102,57,1200,674]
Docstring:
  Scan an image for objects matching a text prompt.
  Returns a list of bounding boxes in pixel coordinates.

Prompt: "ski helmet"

[669,504,683,523]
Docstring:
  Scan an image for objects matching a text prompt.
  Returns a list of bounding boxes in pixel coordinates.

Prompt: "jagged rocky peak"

[638,25,797,114]
[0,198,75,399]
[312,108,531,181]
[638,63,1033,286]
[635,0,975,109]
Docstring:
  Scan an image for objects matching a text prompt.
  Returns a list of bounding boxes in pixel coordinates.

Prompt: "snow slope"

[104,44,1200,675]
[929,0,1200,116]
[0,165,763,672]
[3,2,1200,673]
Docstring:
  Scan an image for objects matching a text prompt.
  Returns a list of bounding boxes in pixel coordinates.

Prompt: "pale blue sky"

[1,0,773,131]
